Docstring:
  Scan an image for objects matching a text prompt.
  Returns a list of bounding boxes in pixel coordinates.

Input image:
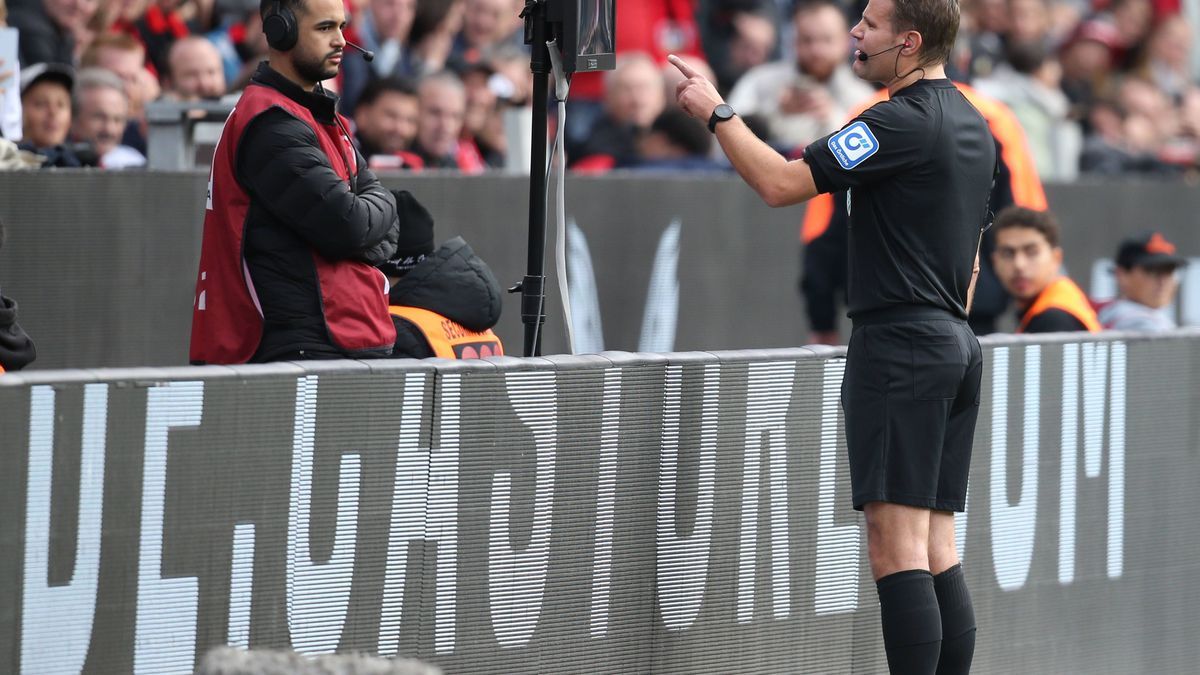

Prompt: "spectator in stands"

[568,52,665,167]
[18,62,83,167]
[1136,14,1193,102]
[380,190,504,359]
[628,108,725,172]
[991,206,1100,333]
[91,0,150,37]
[408,0,464,78]
[70,67,145,168]
[162,36,226,101]
[81,33,157,152]
[1082,0,1153,72]
[1098,231,1188,331]
[0,218,36,373]
[353,76,421,166]
[458,58,506,167]
[1081,78,1185,175]
[973,0,1081,180]
[485,42,532,105]
[961,0,1008,79]
[454,0,522,60]
[410,70,481,171]
[339,0,417,114]
[718,6,776,93]
[207,6,270,91]
[126,0,194,78]
[7,0,98,66]
[726,0,873,151]
[1057,17,1119,124]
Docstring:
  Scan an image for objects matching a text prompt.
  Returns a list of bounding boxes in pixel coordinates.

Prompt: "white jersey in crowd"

[1098,298,1177,332]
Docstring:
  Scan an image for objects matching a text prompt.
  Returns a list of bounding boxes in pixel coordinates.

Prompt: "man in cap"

[1098,231,1188,331]
[18,62,83,167]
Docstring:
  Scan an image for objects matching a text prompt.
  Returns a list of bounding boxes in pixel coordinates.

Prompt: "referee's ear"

[901,31,922,57]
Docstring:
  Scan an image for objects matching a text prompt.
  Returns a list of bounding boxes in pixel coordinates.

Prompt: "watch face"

[716,104,733,119]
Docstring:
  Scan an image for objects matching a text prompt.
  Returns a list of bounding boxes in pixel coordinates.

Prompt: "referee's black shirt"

[803,78,996,320]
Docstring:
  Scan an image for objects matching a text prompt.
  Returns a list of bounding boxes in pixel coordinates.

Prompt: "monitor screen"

[576,0,614,58]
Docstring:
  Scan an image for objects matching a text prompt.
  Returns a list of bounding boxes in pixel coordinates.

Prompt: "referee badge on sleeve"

[828,121,880,170]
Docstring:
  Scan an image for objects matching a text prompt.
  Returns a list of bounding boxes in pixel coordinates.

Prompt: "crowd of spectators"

[0,0,1198,175]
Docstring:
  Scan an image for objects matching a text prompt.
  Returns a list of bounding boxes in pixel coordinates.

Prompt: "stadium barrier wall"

[2,331,1198,674]
[1,173,1199,369]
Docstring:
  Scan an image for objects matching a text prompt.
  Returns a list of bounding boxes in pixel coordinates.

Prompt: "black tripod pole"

[519,6,551,357]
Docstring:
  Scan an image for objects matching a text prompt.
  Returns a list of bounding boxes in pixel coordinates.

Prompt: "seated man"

[163,36,228,102]
[410,70,484,172]
[992,206,1100,333]
[352,77,421,167]
[1098,231,1188,331]
[381,190,503,359]
[71,68,146,169]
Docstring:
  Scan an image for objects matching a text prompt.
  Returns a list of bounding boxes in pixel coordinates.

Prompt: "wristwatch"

[707,104,736,133]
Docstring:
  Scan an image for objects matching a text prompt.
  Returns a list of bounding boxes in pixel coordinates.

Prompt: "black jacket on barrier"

[387,237,503,358]
[0,293,36,371]
[234,66,400,362]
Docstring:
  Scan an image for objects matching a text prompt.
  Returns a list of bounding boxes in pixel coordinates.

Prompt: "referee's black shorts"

[841,305,983,512]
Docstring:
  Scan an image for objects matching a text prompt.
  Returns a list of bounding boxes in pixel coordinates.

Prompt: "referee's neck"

[885,63,947,96]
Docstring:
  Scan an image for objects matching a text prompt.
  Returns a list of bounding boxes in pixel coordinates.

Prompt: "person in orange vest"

[991,206,1101,333]
[381,191,504,359]
[0,219,36,373]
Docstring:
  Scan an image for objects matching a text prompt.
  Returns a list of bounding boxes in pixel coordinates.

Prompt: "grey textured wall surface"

[1,173,1198,369]
[1,332,1197,673]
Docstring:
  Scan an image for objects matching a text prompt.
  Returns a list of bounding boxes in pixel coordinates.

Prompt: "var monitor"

[555,0,615,73]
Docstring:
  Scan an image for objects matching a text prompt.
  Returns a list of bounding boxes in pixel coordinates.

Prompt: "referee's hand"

[668,54,724,124]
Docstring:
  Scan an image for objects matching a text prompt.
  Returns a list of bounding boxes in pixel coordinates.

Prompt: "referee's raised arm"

[668,55,819,208]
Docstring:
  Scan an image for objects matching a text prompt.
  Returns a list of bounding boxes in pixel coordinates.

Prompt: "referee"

[671,0,994,672]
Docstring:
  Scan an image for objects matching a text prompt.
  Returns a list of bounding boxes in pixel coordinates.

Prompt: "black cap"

[20,63,75,98]
[379,190,435,278]
[1115,231,1187,270]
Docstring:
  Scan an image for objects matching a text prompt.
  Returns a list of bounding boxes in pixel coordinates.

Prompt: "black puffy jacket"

[0,293,35,371]
[387,237,503,358]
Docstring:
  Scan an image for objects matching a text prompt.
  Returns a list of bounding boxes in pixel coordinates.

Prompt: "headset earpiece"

[263,0,299,51]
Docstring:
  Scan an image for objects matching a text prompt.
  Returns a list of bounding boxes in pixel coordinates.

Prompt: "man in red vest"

[191,0,405,364]
[991,206,1101,333]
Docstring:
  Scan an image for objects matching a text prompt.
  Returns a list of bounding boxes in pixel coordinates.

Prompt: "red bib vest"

[190,81,395,364]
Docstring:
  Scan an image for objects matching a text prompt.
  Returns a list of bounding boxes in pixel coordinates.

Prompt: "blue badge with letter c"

[828,121,880,170]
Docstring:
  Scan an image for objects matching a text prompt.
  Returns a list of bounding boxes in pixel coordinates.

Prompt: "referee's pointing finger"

[668,54,697,79]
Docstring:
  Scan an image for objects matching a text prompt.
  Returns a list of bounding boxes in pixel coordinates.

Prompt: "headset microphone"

[345,40,375,62]
[857,43,907,61]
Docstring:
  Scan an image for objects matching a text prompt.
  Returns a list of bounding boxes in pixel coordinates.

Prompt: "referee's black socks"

[933,564,976,675]
[877,569,942,675]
